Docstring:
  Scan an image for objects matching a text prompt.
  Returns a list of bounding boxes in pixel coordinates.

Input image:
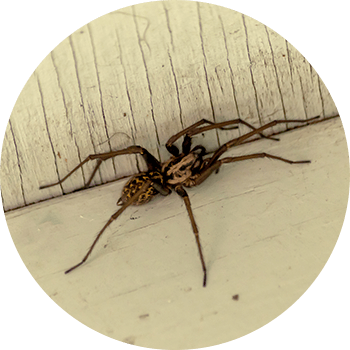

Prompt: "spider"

[40,115,319,287]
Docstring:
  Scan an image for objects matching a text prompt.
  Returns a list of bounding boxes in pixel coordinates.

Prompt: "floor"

[4,117,349,349]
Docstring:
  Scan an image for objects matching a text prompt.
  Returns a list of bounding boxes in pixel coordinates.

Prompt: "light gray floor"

[5,117,349,349]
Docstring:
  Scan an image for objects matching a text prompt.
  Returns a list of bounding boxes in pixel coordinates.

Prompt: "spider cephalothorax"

[40,116,319,286]
[162,145,207,187]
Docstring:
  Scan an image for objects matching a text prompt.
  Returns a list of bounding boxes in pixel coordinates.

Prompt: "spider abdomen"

[117,171,164,206]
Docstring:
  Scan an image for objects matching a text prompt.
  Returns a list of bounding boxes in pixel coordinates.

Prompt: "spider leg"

[166,119,239,156]
[65,180,152,274]
[175,186,207,287]
[166,118,279,156]
[194,152,312,187]
[219,153,311,165]
[39,146,160,189]
[186,119,279,141]
[206,116,320,168]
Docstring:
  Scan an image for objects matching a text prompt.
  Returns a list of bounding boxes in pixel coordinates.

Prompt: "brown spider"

[40,116,319,287]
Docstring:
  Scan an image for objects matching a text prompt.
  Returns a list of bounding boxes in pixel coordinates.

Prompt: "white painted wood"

[0,1,338,211]
[5,118,348,348]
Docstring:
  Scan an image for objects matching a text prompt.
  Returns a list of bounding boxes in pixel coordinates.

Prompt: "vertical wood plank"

[0,2,338,211]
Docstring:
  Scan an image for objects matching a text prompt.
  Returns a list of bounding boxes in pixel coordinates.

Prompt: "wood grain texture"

[0,1,338,211]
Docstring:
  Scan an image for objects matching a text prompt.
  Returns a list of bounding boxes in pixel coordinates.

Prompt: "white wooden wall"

[0,1,338,211]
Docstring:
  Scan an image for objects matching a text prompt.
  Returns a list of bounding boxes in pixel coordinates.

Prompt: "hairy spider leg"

[194,153,311,187]
[175,186,207,287]
[166,117,280,157]
[166,118,240,156]
[65,180,152,274]
[39,146,160,190]
[206,116,320,168]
